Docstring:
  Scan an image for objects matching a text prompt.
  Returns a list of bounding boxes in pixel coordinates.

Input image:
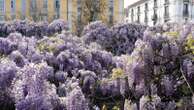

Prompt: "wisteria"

[0,20,193,110]
[82,21,147,55]
[0,19,68,38]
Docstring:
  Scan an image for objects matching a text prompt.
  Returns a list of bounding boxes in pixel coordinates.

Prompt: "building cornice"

[127,0,149,9]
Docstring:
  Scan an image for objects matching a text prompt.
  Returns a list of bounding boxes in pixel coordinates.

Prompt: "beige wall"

[48,0,54,22]
[60,0,68,21]
[1,0,124,27]
[5,0,11,20]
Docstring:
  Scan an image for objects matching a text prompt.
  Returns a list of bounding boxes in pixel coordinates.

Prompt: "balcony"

[137,11,141,15]
[137,12,141,15]
[144,17,148,24]
[41,9,48,16]
[152,14,158,21]
[0,15,4,21]
[54,14,60,19]
[144,10,148,16]
[144,7,148,12]
[164,14,170,21]
[0,10,5,16]
[20,15,25,20]
[183,0,189,3]
[137,7,140,15]
[11,15,16,19]
[154,3,158,9]
[183,13,189,17]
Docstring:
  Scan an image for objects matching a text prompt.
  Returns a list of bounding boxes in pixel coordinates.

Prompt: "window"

[55,0,60,18]
[11,0,15,19]
[152,7,158,25]
[154,0,157,8]
[31,0,36,8]
[77,0,82,21]
[183,3,189,17]
[43,0,47,9]
[11,1,13,8]
[67,0,69,20]
[41,0,48,21]
[21,0,26,16]
[55,0,60,9]
[138,6,140,14]
[131,9,134,22]
[164,5,169,22]
[67,0,72,29]
[11,0,16,15]
[0,0,5,13]
[30,0,36,14]
[164,6,169,17]
[164,0,169,18]
[43,0,48,14]
[145,3,148,24]
[145,3,148,11]
[109,0,114,24]
[164,0,169,19]
[153,0,157,24]
[183,0,189,16]
[126,9,129,17]
[137,6,140,23]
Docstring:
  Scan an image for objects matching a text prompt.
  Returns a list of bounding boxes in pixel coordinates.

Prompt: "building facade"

[0,0,124,28]
[125,0,194,26]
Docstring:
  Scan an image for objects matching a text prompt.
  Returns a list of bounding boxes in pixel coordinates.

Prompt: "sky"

[124,0,138,8]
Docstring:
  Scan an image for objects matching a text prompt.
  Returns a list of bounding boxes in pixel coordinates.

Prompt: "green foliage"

[186,34,194,54]
[36,37,64,53]
[164,31,179,38]
[111,68,124,79]
[112,106,120,110]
